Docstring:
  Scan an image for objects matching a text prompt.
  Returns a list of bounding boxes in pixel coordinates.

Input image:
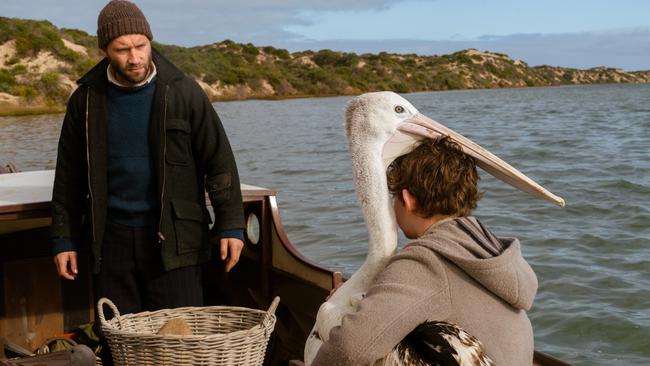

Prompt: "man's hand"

[54,251,78,280]
[219,238,244,272]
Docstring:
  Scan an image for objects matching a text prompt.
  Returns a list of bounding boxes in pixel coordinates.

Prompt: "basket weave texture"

[97,297,279,366]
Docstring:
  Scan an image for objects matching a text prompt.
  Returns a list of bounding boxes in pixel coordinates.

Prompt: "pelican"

[304,91,564,365]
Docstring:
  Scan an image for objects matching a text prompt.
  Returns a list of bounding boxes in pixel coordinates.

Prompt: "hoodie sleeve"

[312,246,452,366]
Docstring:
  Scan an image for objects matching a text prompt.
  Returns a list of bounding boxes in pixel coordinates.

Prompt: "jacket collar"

[77,48,184,86]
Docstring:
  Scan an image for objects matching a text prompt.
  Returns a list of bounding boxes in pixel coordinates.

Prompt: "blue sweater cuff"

[53,238,77,255]
[218,229,245,242]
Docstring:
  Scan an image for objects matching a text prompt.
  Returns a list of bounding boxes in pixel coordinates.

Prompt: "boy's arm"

[312,246,451,366]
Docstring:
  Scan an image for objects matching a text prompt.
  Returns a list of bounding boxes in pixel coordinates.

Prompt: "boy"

[312,136,538,366]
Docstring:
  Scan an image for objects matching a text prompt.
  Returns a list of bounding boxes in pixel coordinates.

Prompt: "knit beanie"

[97,0,153,49]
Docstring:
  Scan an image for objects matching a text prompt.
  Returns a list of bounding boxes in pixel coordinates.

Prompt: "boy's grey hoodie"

[312,217,538,366]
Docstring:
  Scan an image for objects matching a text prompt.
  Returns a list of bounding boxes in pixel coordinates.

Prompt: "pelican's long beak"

[384,113,565,207]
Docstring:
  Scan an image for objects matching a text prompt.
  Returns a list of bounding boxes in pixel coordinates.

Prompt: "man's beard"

[109,54,152,85]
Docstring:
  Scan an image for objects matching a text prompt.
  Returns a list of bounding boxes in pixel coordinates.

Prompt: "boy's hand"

[220,238,244,272]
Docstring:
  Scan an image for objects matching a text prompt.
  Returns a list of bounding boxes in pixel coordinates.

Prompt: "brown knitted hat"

[97,0,153,49]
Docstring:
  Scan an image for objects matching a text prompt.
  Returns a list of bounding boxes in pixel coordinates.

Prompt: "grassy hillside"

[0,16,648,115]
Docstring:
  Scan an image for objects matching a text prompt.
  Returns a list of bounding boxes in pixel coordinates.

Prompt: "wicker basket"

[97,296,280,366]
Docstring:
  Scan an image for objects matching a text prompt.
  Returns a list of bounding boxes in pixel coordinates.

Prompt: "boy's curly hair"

[387,136,481,217]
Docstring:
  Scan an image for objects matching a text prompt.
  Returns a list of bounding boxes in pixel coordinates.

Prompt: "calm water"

[1,84,649,365]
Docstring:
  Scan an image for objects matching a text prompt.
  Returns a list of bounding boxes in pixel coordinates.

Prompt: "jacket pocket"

[206,173,231,204]
[165,119,192,166]
[171,199,207,254]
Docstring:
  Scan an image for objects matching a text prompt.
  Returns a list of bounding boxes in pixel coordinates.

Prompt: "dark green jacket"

[51,49,245,273]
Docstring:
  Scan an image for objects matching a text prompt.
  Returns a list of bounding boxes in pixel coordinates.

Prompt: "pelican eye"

[394,105,405,113]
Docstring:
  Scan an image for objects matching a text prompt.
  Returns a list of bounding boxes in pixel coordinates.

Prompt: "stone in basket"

[97,296,280,366]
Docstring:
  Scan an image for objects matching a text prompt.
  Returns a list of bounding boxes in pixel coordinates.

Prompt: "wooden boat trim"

[0,202,51,217]
[268,195,336,290]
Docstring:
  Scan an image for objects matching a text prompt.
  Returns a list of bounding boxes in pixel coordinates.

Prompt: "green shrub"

[562,71,575,83]
[61,28,96,49]
[261,46,290,59]
[273,48,290,60]
[390,82,410,93]
[13,85,39,98]
[10,64,27,75]
[4,56,19,67]
[242,44,259,62]
[312,49,340,67]
[38,71,72,104]
[450,52,473,64]
[0,69,16,92]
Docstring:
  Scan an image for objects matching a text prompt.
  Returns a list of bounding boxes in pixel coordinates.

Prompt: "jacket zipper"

[157,85,170,243]
[85,88,96,244]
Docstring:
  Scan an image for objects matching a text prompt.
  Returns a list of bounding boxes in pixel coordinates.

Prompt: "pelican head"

[345,91,565,207]
[346,91,419,151]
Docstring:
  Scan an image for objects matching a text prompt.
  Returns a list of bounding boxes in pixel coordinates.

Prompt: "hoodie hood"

[409,216,538,311]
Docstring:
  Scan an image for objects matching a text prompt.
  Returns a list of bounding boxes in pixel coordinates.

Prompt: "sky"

[1,0,649,70]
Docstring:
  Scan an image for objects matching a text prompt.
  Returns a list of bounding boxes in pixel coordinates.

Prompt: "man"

[51,0,244,320]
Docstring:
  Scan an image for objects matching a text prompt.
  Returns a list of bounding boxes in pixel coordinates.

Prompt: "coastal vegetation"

[1,16,649,116]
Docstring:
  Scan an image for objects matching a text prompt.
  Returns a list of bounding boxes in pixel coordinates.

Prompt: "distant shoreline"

[0,104,65,117]
[2,17,649,118]
[0,91,355,117]
[2,82,648,117]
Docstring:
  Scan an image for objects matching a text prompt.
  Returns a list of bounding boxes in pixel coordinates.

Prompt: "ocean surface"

[1,84,649,365]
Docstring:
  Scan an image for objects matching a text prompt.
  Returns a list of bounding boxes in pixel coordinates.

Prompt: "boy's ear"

[402,189,418,213]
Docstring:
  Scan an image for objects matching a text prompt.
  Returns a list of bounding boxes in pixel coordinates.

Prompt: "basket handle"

[262,296,280,325]
[97,297,123,329]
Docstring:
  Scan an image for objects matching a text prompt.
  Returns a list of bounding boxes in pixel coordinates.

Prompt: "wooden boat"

[0,170,571,365]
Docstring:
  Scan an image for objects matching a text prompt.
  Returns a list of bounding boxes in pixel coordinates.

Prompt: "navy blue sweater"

[106,79,158,226]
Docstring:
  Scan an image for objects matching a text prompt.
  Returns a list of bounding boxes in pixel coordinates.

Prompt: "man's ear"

[401,189,418,213]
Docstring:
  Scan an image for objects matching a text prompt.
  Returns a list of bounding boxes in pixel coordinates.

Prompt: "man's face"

[104,34,152,86]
